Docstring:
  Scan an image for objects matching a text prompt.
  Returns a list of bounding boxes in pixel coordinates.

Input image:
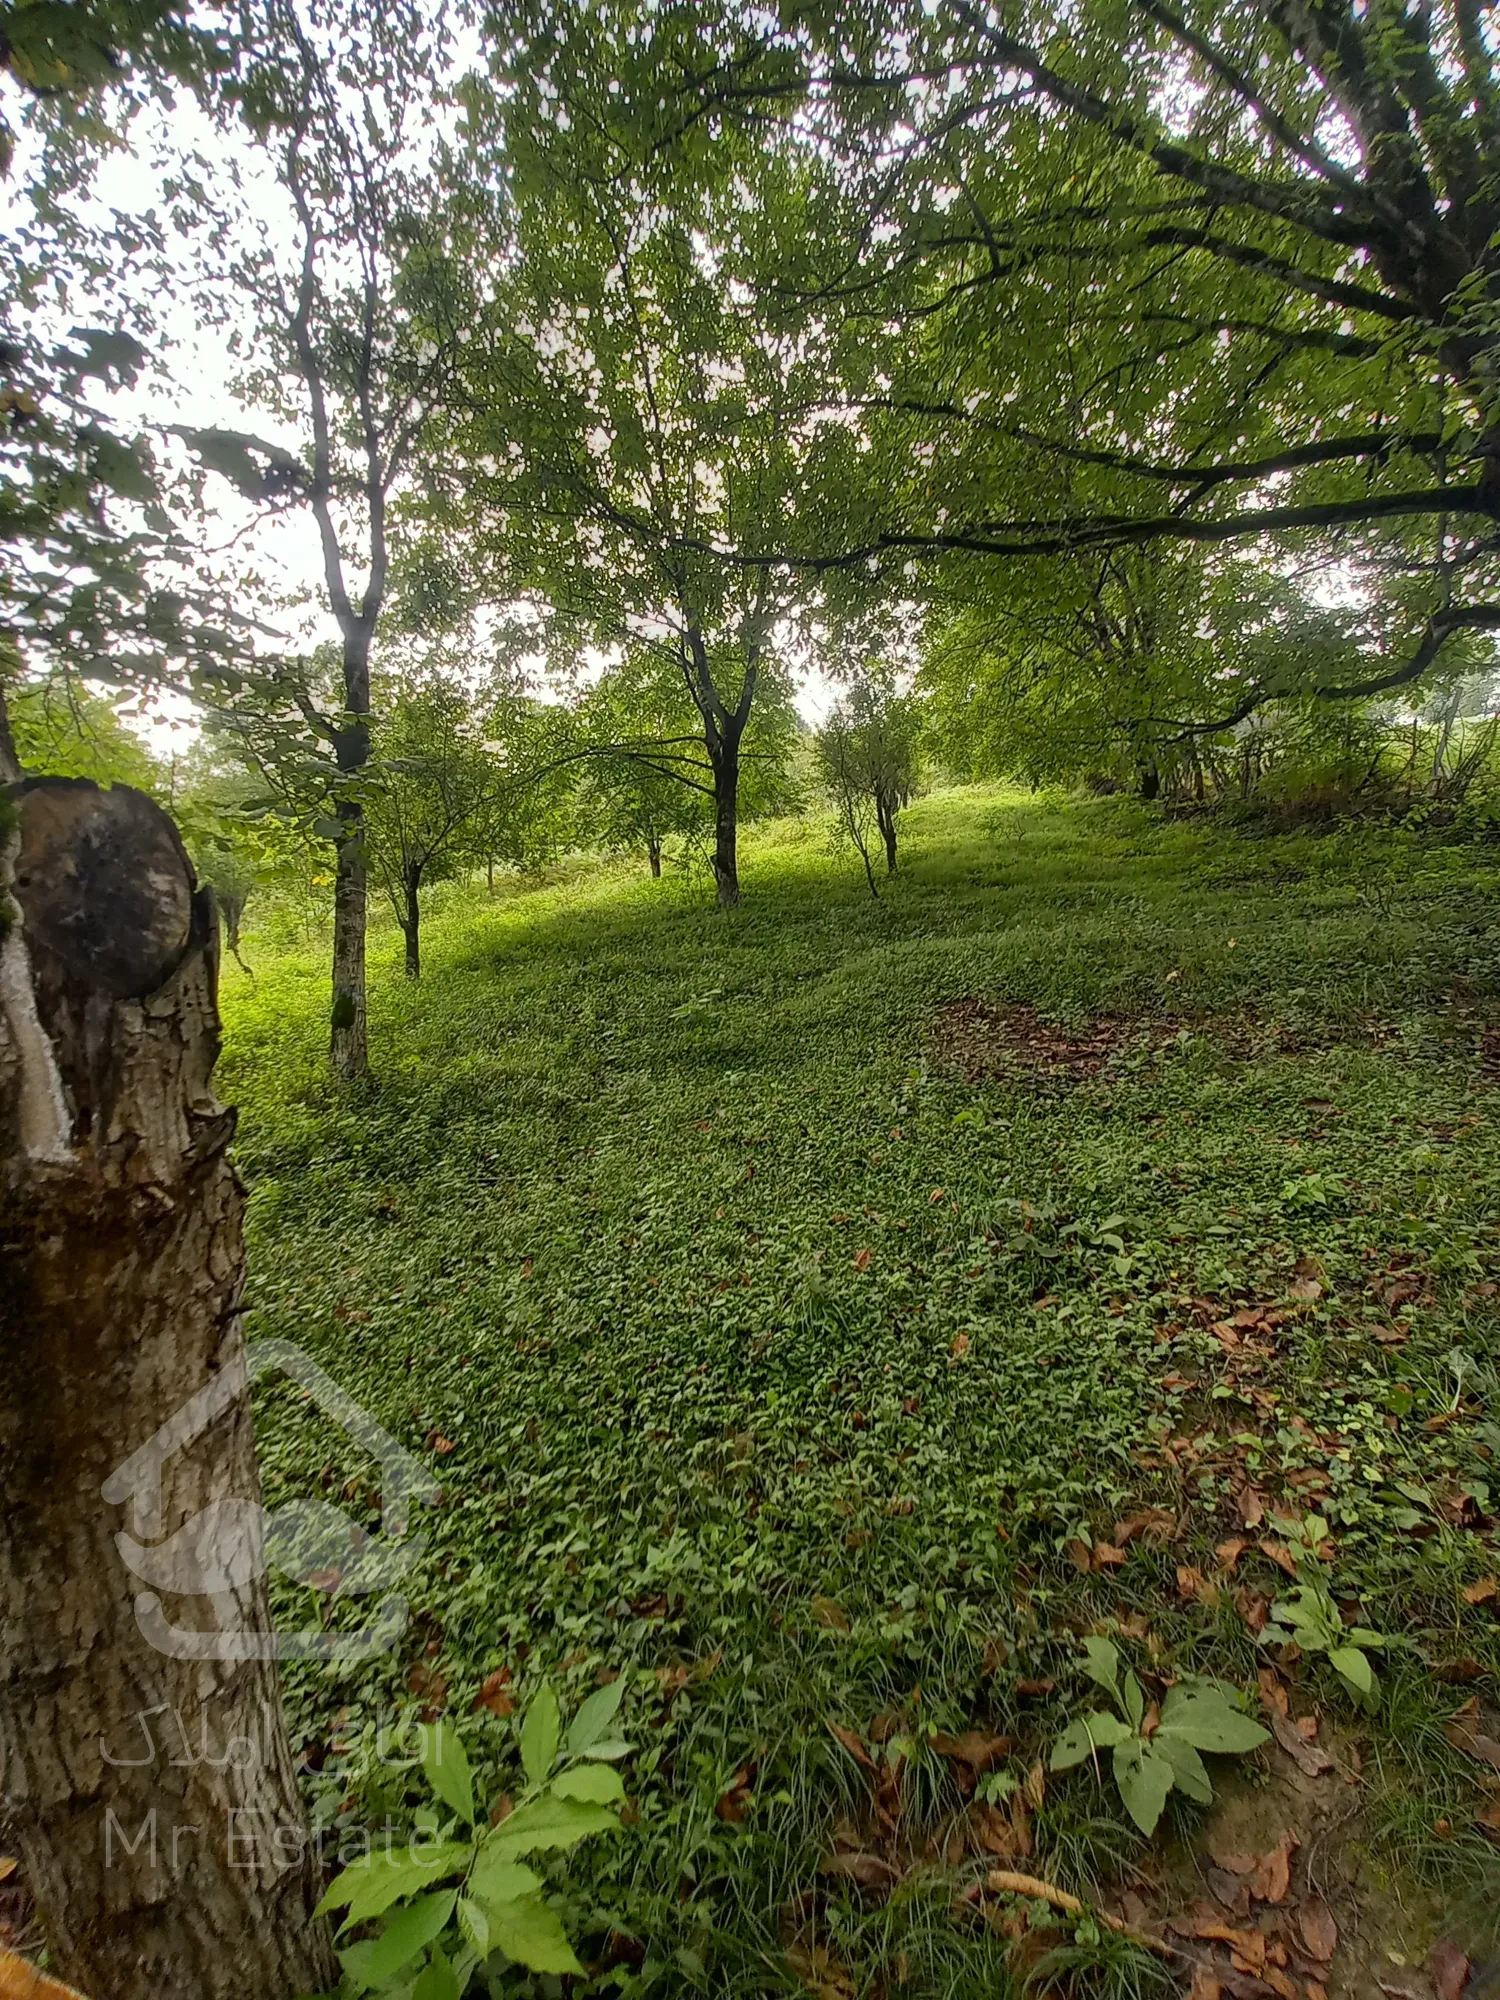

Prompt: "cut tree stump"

[0,781,336,2000]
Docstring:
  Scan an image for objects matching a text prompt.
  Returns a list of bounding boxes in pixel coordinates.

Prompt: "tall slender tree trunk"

[403,863,422,981]
[0,778,336,2000]
[876,793,898,874]
[710,731,741,909]
[486,854,495,897]
[329,634,372,1083]
[647,836,662,879]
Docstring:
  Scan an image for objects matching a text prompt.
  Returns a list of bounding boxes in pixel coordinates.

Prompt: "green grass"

[224,786,1500,1996]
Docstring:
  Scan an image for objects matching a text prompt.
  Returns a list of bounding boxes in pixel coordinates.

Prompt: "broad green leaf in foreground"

[1051,1712,1132,1769]
[566,1675,625,1756]
[420,1725,476,1825]
[315,1842,471,1926]
[1112,1738,1175,1834]
[488,1892,585,1975]
[520,1682,561,1788]
[339,1890,456,1992]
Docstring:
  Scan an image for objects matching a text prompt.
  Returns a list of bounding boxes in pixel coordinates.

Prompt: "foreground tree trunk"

[0,779,337,2000]
[402,862,422,981]
[646,836,662,879]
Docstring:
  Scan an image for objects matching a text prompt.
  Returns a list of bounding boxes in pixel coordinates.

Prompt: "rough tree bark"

[0,779,336,2000]
[646,836,662,879]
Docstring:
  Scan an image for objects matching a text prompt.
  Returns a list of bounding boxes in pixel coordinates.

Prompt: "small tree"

[574,649,712,877]
[816,680,921,896]
[365,672,495,979]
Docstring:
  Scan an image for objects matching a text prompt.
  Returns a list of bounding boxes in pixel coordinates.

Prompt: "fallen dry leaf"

[1258,1540,1300,1579]
[1434,1657,1487,1684]
[0,1859,14,1886]
[1207,1867,1251,1916]
[1248,1831,1297,1904]
[1238,1488,1267,1530]
[1299,1899,1337,1963]
[1113,1507,1177,1545]
[819,1849,900,1889]
[1190,1966,1222,2000]
[1271,1711,1334,1776]
[0,1949,89,2000]
[1092,1542,1127,1568]
[1444,1698,1500,1770]
[931,1730,1015,1778]
[716,1759,757,1822]
[1236,1588,1271,1634]
[1216,1536,1250,1571]
[472,1667,515,1719]
[1257,1667,1290,1716]
[971,1800,1024,1860]
[1206,1833,1257,1875]
[1065,1538,1093,1573]
[1306,1982,1329,2000]
[825,1719,875,1770]
[1461,1576,1498,1606]
[1429,1938,1470,2000]
[811,1596,851,1633]
[853,1248,872,1273]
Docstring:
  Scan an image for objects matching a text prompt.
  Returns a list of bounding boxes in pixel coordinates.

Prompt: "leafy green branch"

[316,1678,633,1997]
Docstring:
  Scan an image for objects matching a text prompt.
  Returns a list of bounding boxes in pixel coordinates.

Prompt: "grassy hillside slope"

[223,787,1500,1998]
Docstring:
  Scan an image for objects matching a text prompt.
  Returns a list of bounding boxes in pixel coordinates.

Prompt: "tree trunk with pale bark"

[0,778,336,2000]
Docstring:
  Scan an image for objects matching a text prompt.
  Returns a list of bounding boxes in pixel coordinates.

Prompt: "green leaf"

[488,1892,584,1975]
[315,1842,471,1925]
[339,1891,456,1992]
[1080,1636,1121,1702]
[465,1852,541,1906]
[1051,1712,1132,1770]
[1152,1731,1214,1805]
[1122,1671,1146,1732]
[456,1895,490,1959]
[1328,1646,1375,1696]
[553,1762,626,1804]
[1158,1686,1271,1755]
[481,1792,620,1861]
[566,1675,625,1755]
[413,1943,461,2000]
[520,1682,561,1788]
[420,1724,476,1825]
[1112,1739,1175,1834]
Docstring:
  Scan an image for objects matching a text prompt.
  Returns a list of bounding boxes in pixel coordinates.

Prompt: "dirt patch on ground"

[928,999,1160,1084]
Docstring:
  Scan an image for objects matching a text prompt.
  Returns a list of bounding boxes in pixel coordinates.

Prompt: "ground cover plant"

[205,785,1500,1999]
